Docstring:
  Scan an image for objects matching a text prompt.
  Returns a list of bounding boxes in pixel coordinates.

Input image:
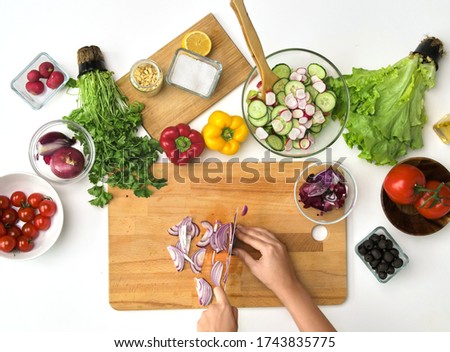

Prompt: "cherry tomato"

[22,222,39,240]
[2,208,18,225]
[414,180,450,220]
[38,199,57,217]
[28,193,45,209]
[383,164,426,205]
[34,214,51,231]
[16,235,34,252]
[18,206,36,222]
[0,235,16,253]
[0,195,10,209]
[10,191,27,207]
[7,225,22,238]
[0,223,6,237]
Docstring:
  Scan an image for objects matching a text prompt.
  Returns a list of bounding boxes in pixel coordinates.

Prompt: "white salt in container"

[166,48,222,98]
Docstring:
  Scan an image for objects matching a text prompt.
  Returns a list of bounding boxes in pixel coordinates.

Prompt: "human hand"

[234,225,299,299]
[197,286,238,332]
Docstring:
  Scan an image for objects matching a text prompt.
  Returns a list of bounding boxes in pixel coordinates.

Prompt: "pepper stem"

[175,136,192,152]
[221,128,234,141]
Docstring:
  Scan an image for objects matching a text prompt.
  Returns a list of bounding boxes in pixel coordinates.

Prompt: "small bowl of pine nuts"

[129,59,163,96]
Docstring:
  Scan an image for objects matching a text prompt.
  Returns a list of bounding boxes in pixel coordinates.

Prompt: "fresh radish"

[292,109,304,118]
[39,61,54,78]
[255,127,268,140]
[46,71,65,89]
[27,70,41,82]
[305,104,316,116]
[280,109,292,122]
[26,81,45,95]
[313,80,326,93]
[265,91,276,106]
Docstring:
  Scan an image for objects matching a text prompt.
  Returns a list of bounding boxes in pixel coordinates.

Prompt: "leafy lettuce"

[330,53,437,165]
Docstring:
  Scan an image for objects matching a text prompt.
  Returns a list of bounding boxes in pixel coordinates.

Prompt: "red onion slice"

[190,248,206,274]
[210,261,223,287]
[167,245,185,272]
[195,278,213,306]
[241,205,248,216]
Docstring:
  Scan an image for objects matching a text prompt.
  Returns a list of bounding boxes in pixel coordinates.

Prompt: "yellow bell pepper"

[202,110,249,155]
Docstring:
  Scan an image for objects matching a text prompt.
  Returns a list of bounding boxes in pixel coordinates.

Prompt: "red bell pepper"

[159,123,205,165]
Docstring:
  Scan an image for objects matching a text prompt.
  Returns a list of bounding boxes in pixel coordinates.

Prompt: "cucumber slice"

[246,90,259,104]
[309,124,323,134]
[248,99,268,119]
[272,116,293,136]
[266,134,284,151]
[285,80,305,95]
[315,92,336,113]
[276,91,286,105]
[305,85,319,102]
[270,105,288,120]
[272,63,291,79]
[307,63,327,79]
[292,139,302,149]
[249,113,270,127]
[272,78,288,94]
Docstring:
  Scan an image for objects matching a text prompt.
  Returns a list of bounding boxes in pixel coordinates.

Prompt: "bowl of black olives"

[355,226,409,283]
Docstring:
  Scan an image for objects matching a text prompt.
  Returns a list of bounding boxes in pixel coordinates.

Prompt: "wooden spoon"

[230,0,279,100]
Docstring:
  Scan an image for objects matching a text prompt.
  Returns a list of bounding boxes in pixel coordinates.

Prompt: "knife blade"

[223,207,238,291]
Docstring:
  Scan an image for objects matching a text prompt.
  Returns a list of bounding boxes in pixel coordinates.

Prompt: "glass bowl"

[294,161,357,225]
[166,48,222,98]
[242,48,349,157]
[355,226,409,283]
[129,59,163,96]
[10,52,69,110]
[29,120,95,185]
[0,172,64,261]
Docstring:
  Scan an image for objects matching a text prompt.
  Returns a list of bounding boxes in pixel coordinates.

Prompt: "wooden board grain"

[108,162,347,310]
[116,13,252,140]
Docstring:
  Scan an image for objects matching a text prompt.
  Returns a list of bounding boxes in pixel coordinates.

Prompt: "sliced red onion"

[190,248,206,273]
[196,228,212,248]
[210,223,231,253]
[201,220,213,232]
[167,225,179,236]
[241,205,248,216]
[178,223,191,255]
[195,278,213,306]
[37,131,76,156]
[223,254,231,286]
[210,260,223,287]
[167,246,185,272]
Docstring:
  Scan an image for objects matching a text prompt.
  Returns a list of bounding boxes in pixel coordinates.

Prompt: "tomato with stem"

[383,164,426,205]
[10,191,27,207]
[16,236,34,252]
[414,180,450,220]
[28,193,45,209]
[18,206,36,222]
[38,200,57,217]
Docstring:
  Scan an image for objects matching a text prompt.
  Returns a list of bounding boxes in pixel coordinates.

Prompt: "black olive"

[370,259,380,269]
[386,240,393,249]
[390,248,399,257]
[386,266,395,275]
[383,251,394,262]
[392,258,404,268]
[369,234,380,242]
[378,239,387,249]
[358,244,368,255]
[364,253,374,262]
[363,240,374,250]
[378,271,388,280]
[377,262,389,272]
[371,248,382,260]
[379,234,386,240]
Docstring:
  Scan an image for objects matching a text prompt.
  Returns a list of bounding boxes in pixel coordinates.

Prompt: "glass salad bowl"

[294,160,357,225]
[242,48,350,157]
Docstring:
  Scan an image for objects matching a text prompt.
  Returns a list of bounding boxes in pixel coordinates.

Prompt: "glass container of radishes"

[29,120,95,185]
[242,48,350,158]
[11,52,69,110]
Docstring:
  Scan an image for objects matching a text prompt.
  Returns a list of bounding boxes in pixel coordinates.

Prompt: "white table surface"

[1,0,450,334]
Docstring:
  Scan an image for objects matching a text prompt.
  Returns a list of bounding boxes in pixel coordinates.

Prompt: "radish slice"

[271,119,284,133]
[313,110,326,124]
[298,116,309,125]
[292,109,304,118]
[305,91,311,102]
[299,138,311,149]
[313,81,326,93]
[288,128,301,140]
[305,103,316,116]
[295,88,306,100]
[297,98,307,110]
[280,109,292,122]
[265,91,276,106]
[256,81,262,89]
[285,139,293,151]
[311,75,322,84]
[304,119,313,129]
[284,93,298,109]
[298,125,307,139]
[296,67,307,75]
[290,71,302,81]
[255,127,269,140]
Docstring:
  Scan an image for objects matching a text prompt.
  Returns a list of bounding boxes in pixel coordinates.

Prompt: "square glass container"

[355,226,409,283]
[166,48,222,98]
[10,52,69,110]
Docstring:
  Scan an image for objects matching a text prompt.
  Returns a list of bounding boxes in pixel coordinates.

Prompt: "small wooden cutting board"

[108,162,347,310]
[116,13,252,139]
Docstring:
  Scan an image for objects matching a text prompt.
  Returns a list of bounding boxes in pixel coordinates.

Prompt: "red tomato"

[383,164,426,205]
[2,208,18,225]
[10,191,27,207]
[0,223,6,237]
[0,195,10,209]
[18,206,36,222]
[28,193,45,209]
[38,199,57,217]
[22,222,39,240]
[0,235,16,252]
[7,225,22,238]
[414,180,450,220]
[34,214,51,231]
[16,235,34,252]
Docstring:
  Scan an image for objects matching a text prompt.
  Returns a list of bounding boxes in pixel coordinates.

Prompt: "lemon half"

[181,31,212,56]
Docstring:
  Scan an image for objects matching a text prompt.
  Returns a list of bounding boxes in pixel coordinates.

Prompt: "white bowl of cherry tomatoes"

[0,172,63,260]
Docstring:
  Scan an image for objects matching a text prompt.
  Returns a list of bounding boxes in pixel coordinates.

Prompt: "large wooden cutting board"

[116,13,252,139]
[109,162,347,310]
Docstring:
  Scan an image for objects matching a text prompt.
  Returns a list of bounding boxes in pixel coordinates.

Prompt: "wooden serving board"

[109,162,347,310]
[116,13,252,139]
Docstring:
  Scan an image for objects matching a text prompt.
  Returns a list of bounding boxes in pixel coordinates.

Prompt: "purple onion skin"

[37,132,76,156]
[50,146,85,179]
